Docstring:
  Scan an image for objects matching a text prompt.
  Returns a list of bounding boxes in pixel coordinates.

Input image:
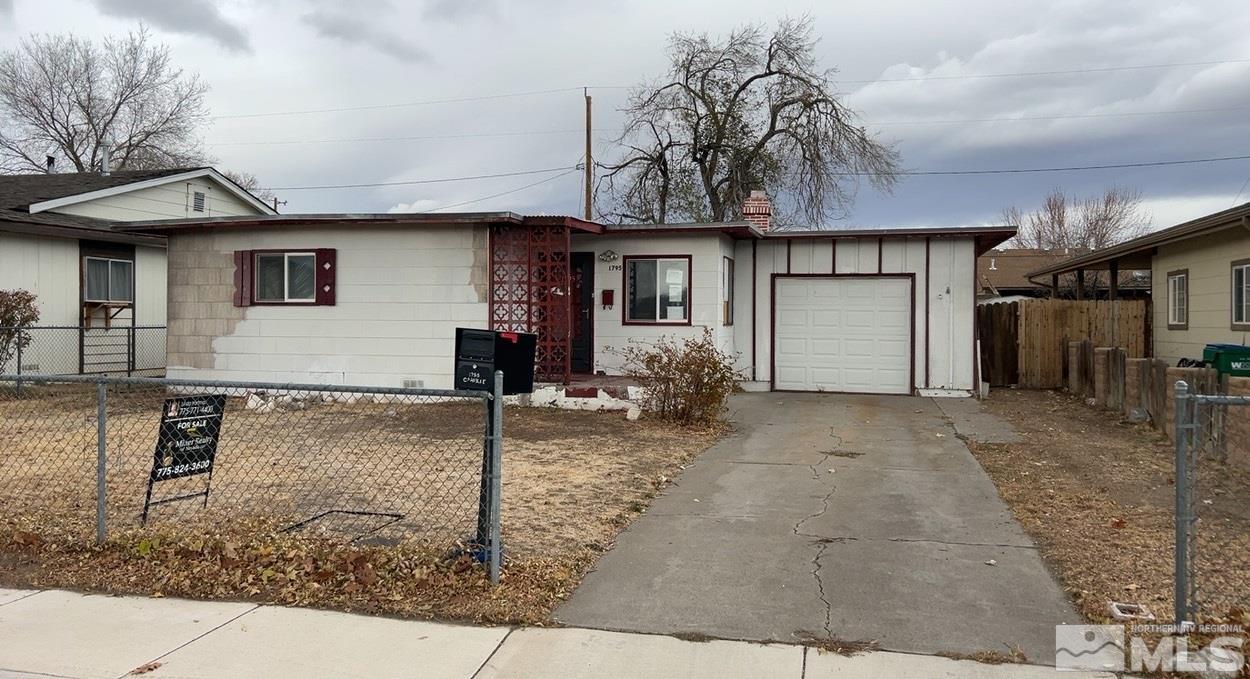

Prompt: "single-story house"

[977,247,1150,303]
[121,192,1014,396]
[0,166,274,373]
[1028,201,1250,364]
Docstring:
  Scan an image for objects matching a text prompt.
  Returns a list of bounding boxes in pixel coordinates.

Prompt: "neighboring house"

[1028,201,1250,364]
[0,166,274,373]
[121,192,1014,396]
[977,247,1148,302]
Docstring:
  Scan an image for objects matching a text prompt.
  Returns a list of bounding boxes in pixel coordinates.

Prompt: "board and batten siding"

[49,177,257,221]
[568,232,736,375]
[750,235,977,394]
[165,225,489,389]
[1151,229,1250,364]
[0,232,81,326]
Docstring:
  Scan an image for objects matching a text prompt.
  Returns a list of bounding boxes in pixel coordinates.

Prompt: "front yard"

[965,388,1250,629]
[0,389,722,624]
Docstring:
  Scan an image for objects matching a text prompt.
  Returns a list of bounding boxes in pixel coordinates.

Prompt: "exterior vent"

[192,191,206,213]
[402,379,424,389]
[20,363,39,372]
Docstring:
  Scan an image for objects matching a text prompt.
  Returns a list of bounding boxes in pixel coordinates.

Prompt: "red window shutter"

[315,248,336,305]
[233,250,253,307]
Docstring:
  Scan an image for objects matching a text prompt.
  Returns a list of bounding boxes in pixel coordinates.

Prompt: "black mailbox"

[454,328,537,395]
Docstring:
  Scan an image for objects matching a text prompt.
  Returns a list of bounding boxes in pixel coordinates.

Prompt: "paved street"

[556,393,1079,662]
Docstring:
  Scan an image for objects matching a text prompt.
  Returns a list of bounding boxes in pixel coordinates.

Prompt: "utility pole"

[584,88,593,221]
[271,197,287,213]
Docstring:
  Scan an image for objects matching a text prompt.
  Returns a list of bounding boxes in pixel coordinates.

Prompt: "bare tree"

[1002,186,1151,250]
[0,28,210,173]
[223,169,277,206]
[597,16,900,226]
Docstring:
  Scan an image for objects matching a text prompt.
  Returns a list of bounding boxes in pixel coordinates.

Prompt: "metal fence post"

[127,325,135,376]
[96,379,108,545]
[489,370,504,585]
[14,326,22,396]
[1173,380,1190,627]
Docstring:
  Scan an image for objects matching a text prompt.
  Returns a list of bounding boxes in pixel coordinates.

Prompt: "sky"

[1,0,1248,230]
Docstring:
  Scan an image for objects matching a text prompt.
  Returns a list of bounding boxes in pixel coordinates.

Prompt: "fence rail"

[1174,381,1250,626]
[1,325,167,377]
[0,372,504,582]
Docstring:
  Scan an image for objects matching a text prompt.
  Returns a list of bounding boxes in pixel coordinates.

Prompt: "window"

[84,257,134,303]
[722,256,734,325]
[1234,260,1250,329]
[1167,269,1188,330]
[233,249,336,306]
[192,191,206,213]
[625,256,690,324]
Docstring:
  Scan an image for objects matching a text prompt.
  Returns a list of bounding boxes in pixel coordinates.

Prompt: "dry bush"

[619,329,741,426]
[0,289,39,368]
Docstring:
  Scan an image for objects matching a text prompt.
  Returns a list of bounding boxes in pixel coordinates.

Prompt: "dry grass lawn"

[965,388,1250,631]
[0,383,722,623]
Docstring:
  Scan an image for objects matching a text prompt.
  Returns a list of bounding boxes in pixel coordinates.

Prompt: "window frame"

[1167,269,1188,330]
[82,256,135,304]
[622,254,693,326]
[1233,259,1250,331]
[254,251,318,304]
[722,256,734,326]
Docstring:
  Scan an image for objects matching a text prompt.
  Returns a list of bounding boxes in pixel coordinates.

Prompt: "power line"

[212,87,598,120]
[420,168,581,213]
[842,57,1250,84]
[209,129,582,147]
[867,153,1250,177]
[261,166,578,191]
[871,105,1250,126]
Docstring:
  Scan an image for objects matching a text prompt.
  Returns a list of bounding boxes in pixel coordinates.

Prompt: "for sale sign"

[150,395,226,482]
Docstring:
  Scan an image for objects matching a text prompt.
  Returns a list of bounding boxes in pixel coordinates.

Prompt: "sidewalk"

[0,588,1113,678]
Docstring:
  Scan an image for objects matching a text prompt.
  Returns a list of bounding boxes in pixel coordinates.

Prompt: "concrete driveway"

[555,393,1080,662]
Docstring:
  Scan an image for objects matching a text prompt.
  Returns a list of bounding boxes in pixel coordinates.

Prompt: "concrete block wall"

[167,238,243,370]
[1093,347,1110,408]
[1123,358,1148,422]
[1067,342,1081,393]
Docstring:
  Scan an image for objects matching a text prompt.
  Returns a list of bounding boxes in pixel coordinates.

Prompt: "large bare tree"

[597,16,899,226]
[1002,186,1151,250]
[0,28,210,173]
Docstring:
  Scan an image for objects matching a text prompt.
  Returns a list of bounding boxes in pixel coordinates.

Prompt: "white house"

[121,193,1013,396]
[0,166,275,374]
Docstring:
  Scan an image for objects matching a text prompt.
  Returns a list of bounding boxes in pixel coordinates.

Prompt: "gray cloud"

[93,0,250,51]
[0,0,12,17]
[423,0,498,21]
[301,11,430,63]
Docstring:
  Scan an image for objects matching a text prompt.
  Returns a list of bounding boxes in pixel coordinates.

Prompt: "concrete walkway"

[556,393,1079,662]
[0,588,1111,678]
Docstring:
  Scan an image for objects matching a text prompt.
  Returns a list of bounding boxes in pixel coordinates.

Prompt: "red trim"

[751,241,758,380]
[315,248,336,305]
[786,239,792,273]
[924,238,931,389]
[831,239,837,274]
[877,238,883,274]
[769,273,917,395]
[621,254,694,326]
[241,248,335,306]
[971,244,979,391]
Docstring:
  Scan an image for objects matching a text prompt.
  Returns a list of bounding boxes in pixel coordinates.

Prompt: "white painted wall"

[0,232,80,325]
[569,232,736,374]
[750,235,977,394]
[167,225,489,389]
[49,177,258,221]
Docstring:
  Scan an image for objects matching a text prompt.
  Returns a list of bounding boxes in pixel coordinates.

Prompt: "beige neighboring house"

[0,166,274,374]
[1029,201,1250,364]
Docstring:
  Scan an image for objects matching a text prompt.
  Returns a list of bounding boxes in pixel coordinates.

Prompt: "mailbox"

[454,328,537,395]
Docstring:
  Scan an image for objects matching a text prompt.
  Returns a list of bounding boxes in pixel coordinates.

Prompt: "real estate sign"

[149,395,226,482]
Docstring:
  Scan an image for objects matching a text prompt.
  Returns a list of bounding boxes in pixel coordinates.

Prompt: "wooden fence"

[978,299,1149,388]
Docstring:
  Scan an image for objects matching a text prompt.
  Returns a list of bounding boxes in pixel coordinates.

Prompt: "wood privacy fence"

[978,299,1149,388]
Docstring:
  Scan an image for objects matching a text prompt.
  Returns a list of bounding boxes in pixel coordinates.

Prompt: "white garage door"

[773,277,912,394]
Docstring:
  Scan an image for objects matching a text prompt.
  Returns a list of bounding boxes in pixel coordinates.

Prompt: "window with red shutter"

[231,248,336,306]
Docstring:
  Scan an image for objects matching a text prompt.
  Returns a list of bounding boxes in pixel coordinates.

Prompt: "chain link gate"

[0,372,505,583]
[1174,380,1250,626]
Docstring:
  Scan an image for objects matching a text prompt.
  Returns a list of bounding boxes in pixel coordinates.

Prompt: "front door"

[570,252,595,373]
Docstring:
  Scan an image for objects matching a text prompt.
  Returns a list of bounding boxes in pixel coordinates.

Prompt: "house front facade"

[1029,201,1250,365]
[0,167,274,374]
[124,195,1013,396]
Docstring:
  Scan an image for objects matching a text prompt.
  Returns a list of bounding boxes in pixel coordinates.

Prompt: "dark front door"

[570,252,595,373]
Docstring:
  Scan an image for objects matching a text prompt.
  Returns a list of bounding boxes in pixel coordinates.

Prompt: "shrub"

[619,329,741,426]
[0,289,40,369]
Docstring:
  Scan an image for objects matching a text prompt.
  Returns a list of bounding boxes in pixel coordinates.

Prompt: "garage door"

[773,276,912,394]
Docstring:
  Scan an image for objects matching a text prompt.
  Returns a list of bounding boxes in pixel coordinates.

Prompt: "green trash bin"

[1203,343,1250,377]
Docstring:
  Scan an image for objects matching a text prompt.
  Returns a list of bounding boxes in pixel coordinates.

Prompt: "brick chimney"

[741,190,772,231]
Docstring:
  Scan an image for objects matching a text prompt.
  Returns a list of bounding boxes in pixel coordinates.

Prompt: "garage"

[772,275,913,394]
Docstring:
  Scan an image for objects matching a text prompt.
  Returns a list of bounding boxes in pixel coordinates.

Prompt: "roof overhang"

[767,225,1017,255]
[600,221,762,238]
[0,214,166,247]
[1026,202,1250,280]
[118,212,606,234]
[28,167,278,216]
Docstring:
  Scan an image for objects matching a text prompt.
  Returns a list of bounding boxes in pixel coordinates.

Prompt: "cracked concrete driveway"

[555,393,1080,662]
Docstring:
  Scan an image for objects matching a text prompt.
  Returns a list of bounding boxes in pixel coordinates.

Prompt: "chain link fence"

[0,373,503,581]
[1,325,167,376]
[1174,380,1250,626]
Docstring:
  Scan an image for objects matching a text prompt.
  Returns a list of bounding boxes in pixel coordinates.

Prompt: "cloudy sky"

[2,0,1249,229]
